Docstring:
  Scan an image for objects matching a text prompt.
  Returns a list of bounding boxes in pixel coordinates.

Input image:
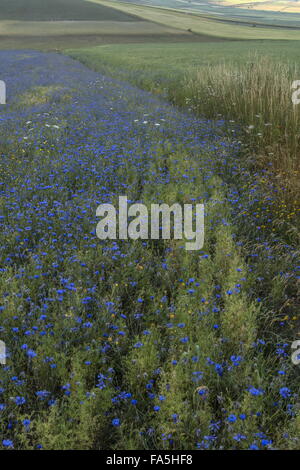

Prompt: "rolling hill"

[113,0,300,26]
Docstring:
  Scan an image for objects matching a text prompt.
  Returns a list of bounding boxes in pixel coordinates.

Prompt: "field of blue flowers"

[0,51,299,450]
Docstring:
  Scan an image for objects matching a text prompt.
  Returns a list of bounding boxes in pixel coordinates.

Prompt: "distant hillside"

[114,0,300,26]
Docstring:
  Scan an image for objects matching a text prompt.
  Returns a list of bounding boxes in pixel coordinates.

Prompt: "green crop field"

[67,40,300,78]
[0,0,201,50]
[0,1,209,52]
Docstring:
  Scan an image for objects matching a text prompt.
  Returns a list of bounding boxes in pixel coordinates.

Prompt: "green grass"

[0,20,188,38]
[0,33,205,51]
[66,40,300,99]
[67,40,300,77]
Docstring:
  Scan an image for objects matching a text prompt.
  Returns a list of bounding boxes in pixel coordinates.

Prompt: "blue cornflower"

[112,418,120,427]
[23,419,31,430]
[248,386,264,396]
[180,337,189,343]
[15,396,26,405]
[279,387,291,399]
[227,414,237,423]
[27,349,37,358]
[2,439,13,448]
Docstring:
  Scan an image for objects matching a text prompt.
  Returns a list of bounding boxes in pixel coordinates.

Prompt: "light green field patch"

[18,85,72,106]
[0,20,186,37]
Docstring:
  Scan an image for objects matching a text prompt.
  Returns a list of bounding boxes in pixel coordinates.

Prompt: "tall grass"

[174,57,300,214]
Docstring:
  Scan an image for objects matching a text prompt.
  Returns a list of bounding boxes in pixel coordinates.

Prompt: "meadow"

[0,0,299,452]
[0,0,196,50]
[0,49,298,451]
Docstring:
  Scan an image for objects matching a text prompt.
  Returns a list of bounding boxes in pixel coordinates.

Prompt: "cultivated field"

[0,0,199,49]
[0,0,141,21]
[2,0,300,49]
[0,20,188,37]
